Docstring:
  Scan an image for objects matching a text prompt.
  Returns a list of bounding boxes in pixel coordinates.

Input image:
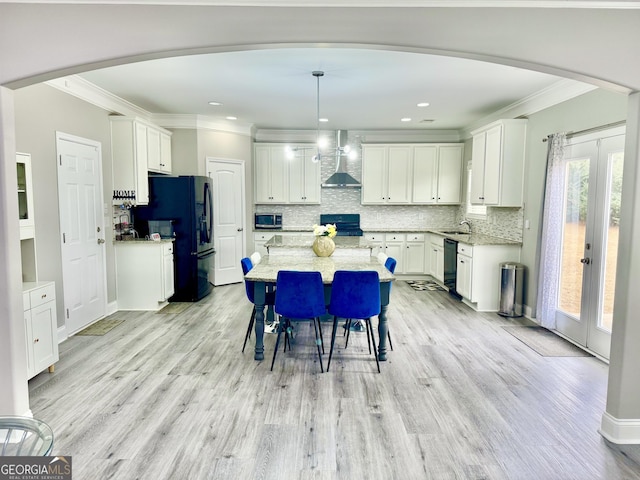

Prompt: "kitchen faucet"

[459,219,472,233]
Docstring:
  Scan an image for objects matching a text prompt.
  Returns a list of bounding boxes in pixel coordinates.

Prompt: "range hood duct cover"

[321,130,361,188]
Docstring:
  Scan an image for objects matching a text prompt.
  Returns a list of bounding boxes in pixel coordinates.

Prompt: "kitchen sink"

[439,230,467,235]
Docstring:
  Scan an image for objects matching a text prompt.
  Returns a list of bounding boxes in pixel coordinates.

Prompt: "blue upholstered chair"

[327,270,381,373]
[271,270,327,372]
[241,256,275,353]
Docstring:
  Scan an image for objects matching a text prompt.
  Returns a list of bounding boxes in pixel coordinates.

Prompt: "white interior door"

[56,133,107,335]
[208,158,245,286]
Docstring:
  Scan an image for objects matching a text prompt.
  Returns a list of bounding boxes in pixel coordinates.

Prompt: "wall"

[169,128,198,175]
[13,83,115,327]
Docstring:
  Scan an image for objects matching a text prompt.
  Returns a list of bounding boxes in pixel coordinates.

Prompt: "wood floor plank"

[26,281,640,479]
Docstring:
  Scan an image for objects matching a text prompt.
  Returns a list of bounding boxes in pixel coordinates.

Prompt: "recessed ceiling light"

[401,118,412,122]
[208,101,222,106]
[319,118,329,123]
[417,102,430,107]
[226,116,237,120]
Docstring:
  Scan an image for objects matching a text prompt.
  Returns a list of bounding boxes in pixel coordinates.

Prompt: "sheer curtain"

[536,133,567,329]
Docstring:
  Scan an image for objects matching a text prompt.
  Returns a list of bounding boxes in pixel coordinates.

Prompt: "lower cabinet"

[455,242,520,312]
[364,232,428,275]
[429,234,445,283]
[253,232,274,257]
[115,241,175,310]
[23,281,59,380]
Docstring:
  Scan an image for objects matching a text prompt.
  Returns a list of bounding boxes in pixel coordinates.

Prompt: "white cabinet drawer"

[385,233,405,242]
[430,234,445,247]
[457,243,473,257]
[29,283,56,309]
[254,232,274,242]
[364,233,385,242]
[162,242,174,255]
[406,233,425,242]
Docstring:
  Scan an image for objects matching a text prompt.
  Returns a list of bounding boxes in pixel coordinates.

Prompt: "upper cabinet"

[470,119,527,207]
[362,143,463,205]
[412,144,463,204]
[254,143,320,205]
[288,148,321,204]
[362,145,412,204]
[147,128,173,174]
[16,153,35,240]
[254,144,289,204]
[111,117,173,205]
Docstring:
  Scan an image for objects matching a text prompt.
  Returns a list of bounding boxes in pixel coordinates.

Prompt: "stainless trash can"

[498,262,525,317]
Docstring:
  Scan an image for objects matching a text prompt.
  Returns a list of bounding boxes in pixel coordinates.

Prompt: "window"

[466,165,486,219]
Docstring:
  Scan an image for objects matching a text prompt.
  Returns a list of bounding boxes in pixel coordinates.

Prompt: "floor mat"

[76,319,124,336]
[156,303,192,314]
[405,280,446,291]
[502,326,593,357]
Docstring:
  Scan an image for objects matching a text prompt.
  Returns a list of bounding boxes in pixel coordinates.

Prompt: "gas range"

[319,213,363,237]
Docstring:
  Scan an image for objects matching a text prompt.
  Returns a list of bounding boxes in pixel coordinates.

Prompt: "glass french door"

[555,130,625,359]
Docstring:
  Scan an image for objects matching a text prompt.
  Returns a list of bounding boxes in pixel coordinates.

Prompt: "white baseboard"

[600,411,640,444]
[57,325,67,344]
[106,300,118,316]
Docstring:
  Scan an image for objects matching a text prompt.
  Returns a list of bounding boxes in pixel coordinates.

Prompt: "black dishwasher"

[444,238,462,299]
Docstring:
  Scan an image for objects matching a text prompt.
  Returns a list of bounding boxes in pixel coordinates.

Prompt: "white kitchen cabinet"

[17,153,35,240]
[111,117,150,205]
[456,249,473,300]
[383,233,405,271]
[429,234,445,283]
[146,128,173,174]
[253,232,275,257]
[115,241,175,310]
[412,144,463,204]
[23,281,59,380]
[455,241,520,311]
[361,145,412,204]
[288,147,321,204]
[364,233,384,256]
[404,233,427,274]
[470,119,527,207]
[254,144,289,204]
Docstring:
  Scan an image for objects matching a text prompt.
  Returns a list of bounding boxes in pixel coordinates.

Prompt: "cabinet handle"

[41,294,47,299]
[34,338,39,343]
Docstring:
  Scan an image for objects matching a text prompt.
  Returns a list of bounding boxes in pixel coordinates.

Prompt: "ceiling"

[79,47,579,133]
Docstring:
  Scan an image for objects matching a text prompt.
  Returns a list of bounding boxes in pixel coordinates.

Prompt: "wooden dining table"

[244,254,395,362]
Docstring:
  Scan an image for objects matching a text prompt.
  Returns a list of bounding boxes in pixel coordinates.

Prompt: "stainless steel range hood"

[321,130,361,188]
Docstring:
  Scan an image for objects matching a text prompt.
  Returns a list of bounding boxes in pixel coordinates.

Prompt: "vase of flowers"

[312,223,337,257]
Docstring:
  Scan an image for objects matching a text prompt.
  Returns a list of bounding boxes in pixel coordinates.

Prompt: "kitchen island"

[265,234,375,257]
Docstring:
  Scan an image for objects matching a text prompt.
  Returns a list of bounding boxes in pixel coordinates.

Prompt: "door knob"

[97,238,106,244]
[580,257,590,264]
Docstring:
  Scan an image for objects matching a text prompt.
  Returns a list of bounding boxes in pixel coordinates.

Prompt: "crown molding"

[152,114,253,136]
[6,1,640,8]
[45,76,151,119]
[461,79,597,138]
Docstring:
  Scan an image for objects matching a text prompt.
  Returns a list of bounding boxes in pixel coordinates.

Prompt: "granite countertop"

[258,228,521,246]
[114,238,174,244]
[265,234,375,250]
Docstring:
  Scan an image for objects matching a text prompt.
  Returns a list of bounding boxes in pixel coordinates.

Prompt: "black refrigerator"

[134,176,214,302]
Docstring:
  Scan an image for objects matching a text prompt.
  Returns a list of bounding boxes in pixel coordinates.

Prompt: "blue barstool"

[241,257,275,353]
[271,270,327,372]
[327,270,381,373]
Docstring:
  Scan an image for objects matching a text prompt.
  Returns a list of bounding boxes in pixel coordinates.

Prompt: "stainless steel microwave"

[255,213,282,230]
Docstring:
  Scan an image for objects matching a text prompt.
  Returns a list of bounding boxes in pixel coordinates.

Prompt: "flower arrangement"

[313,223,337,238]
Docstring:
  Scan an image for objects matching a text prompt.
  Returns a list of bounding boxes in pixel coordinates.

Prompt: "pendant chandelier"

[285,71,358,163]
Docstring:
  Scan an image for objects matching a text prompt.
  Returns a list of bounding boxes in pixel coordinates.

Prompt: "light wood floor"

[29,281,640,479]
